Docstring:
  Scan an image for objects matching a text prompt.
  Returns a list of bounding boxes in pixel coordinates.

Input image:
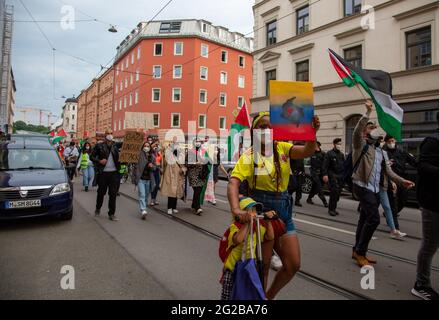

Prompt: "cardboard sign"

[269,81,316,141]
[125,112,154,130]
[119,131,144,163]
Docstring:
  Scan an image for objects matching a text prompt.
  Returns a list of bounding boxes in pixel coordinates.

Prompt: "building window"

[130,74,133,85]
[129,93,133,106]
[174,42,183,55]
[120,82,123,91]
[220,93,227,106]
[125,78,128,88]
[136,69,140,81]
[201,44,209,58]
[344,45,362,68]
[124,96,127,108]
[266,69,276,96]
[131,53,135,64]
[221,50,228,63]
[406,26,432,69]
[238,96,244,108]
[116,85,118,94]
[72,106,75,111]
[173,88,182,102]
[154,43,163,56]
[135,90,139,104]
[173,65,182,79]
[198,114,206,128]
[296,60,310,81]
[153,65,162,79]
[297,6,309,35]
[72,114,75,120]
[344,0,362,17]
[220,72,227,85]
[202,23,209,33]
[200,66,208,80]
[345,114,362,153]
[219,117,226,130]
[159,21,181,33]
[152,88,161,102]
[125,59,128,68]
[266,20,277,46]
[238,75,245,88]
[119,99,122,110]
[114,122,117,131]
[114,102,117,112]
[119,120,121,131]
[425,111,435,122]
[239,56,245,68]
[171,113,180,128]
[137,47,141,59]
[153,114,160,127]
[199,89,207,104]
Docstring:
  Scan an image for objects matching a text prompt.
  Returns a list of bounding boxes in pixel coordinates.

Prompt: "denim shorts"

[250,189,296,236]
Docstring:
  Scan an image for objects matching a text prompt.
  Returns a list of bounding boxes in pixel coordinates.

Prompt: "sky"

[10,0,254,125]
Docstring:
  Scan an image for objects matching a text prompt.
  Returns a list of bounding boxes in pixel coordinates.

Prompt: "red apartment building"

[112,19,253,141]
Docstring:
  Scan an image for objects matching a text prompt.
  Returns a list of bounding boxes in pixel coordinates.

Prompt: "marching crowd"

[52,100,438,300]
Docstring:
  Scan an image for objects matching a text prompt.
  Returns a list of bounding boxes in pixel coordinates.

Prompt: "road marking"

[295,218,377,240]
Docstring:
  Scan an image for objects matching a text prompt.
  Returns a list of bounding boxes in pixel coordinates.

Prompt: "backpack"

[342,144,369,190]
[219,221,243,263]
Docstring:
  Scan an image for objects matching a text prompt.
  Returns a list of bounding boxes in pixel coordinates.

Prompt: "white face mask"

[143,147,150,153]
[369,129,381,140]
[106,135,113,142]
[335,144,342,151]
[85,146,90,150]
[387,143,396,149]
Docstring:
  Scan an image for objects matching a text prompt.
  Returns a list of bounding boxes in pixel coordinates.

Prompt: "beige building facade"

[252,0,439,152]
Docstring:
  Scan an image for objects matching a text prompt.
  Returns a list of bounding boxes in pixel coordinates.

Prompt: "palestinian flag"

[227,102,251,161]
[328,48,404,141]
[50,128,67,145]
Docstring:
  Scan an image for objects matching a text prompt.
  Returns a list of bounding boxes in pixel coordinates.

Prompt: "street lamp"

[108,25,118,33]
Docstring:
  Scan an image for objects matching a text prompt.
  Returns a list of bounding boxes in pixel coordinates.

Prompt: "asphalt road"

[1,179,438,300]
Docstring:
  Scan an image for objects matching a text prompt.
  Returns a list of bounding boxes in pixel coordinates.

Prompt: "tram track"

[120,192,371,300]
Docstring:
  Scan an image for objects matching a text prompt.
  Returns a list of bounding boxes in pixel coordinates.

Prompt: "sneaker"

[390,230,407,240]
[411,284,439,300]
[306,198,314,205]
[94,209,100,217]
[173,209,179,214]
[211,200,217,206]
[271,255,283,271]
[109,215,119,221]
[149,202,156,206]
[141,211,148,220]
[196,209,203,215]
[329,210,337,217]
[167,209,173,215]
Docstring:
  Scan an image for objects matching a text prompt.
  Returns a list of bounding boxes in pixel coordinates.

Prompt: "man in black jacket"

[383,134,417,218]
[412,113,439,300]
[323,138,345,216]
[307,141,328,207]
[91,130,121,221]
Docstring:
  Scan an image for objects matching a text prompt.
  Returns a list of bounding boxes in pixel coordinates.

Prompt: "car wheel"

[301,176,313,194]
[60,210,73,221]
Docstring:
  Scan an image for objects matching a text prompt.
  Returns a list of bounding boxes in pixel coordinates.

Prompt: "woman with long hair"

[227,111,320,300]
[134,142,156,220]
[76,142,94,192]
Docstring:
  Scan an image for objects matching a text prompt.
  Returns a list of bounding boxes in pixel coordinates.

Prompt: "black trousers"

[354,185,380,256]
[328,176,343,211]
[67,164,76,181]
[96,171,119,216]
[168,197,177,210]
[308,172,327,205]
[294,174,303,202]
[387,187,400,230]
[192,186,203,210]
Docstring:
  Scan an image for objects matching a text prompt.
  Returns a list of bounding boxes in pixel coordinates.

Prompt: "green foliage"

[13,121,50,134]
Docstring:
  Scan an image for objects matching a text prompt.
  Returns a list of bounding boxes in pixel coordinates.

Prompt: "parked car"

[0,134,73,220]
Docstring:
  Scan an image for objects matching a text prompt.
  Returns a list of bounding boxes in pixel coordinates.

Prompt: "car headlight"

[50,183,71,196]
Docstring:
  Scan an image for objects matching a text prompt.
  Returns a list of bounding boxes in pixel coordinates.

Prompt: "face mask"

[368,129,381,140]
[86,146,90,150]
[106,135,113,142]
[387,143,396,149]
[195,143,202,148]
[335,144,342,151]
[144,147,150,153]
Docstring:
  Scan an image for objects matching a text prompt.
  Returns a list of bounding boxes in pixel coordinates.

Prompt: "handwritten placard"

[119,131,144,163]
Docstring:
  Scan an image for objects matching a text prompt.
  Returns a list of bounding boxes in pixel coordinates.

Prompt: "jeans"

[96,171,119,216]
[379,189,396,231]
[138,179,151,212]
[151,169,160,200]
[82,166,94,188]
[416,208,439,287]
[354,185,380,256]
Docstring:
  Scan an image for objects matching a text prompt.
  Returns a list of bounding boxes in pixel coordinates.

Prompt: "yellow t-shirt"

[224,222,266,272]
[231,142,293,192]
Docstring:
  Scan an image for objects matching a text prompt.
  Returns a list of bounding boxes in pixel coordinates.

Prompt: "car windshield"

[0,149,63,171]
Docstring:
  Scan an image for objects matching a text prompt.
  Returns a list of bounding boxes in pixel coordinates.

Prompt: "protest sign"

[119,131,144,163]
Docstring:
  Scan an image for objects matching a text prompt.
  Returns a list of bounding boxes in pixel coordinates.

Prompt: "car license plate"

[6,200,41,209]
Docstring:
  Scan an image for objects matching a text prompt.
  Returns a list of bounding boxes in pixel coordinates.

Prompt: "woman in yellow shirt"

[227,111,320,300]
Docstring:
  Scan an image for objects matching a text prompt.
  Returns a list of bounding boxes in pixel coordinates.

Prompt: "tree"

[13,121,50,134]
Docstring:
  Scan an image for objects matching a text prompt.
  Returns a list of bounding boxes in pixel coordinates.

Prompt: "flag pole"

[355,83,369,101]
